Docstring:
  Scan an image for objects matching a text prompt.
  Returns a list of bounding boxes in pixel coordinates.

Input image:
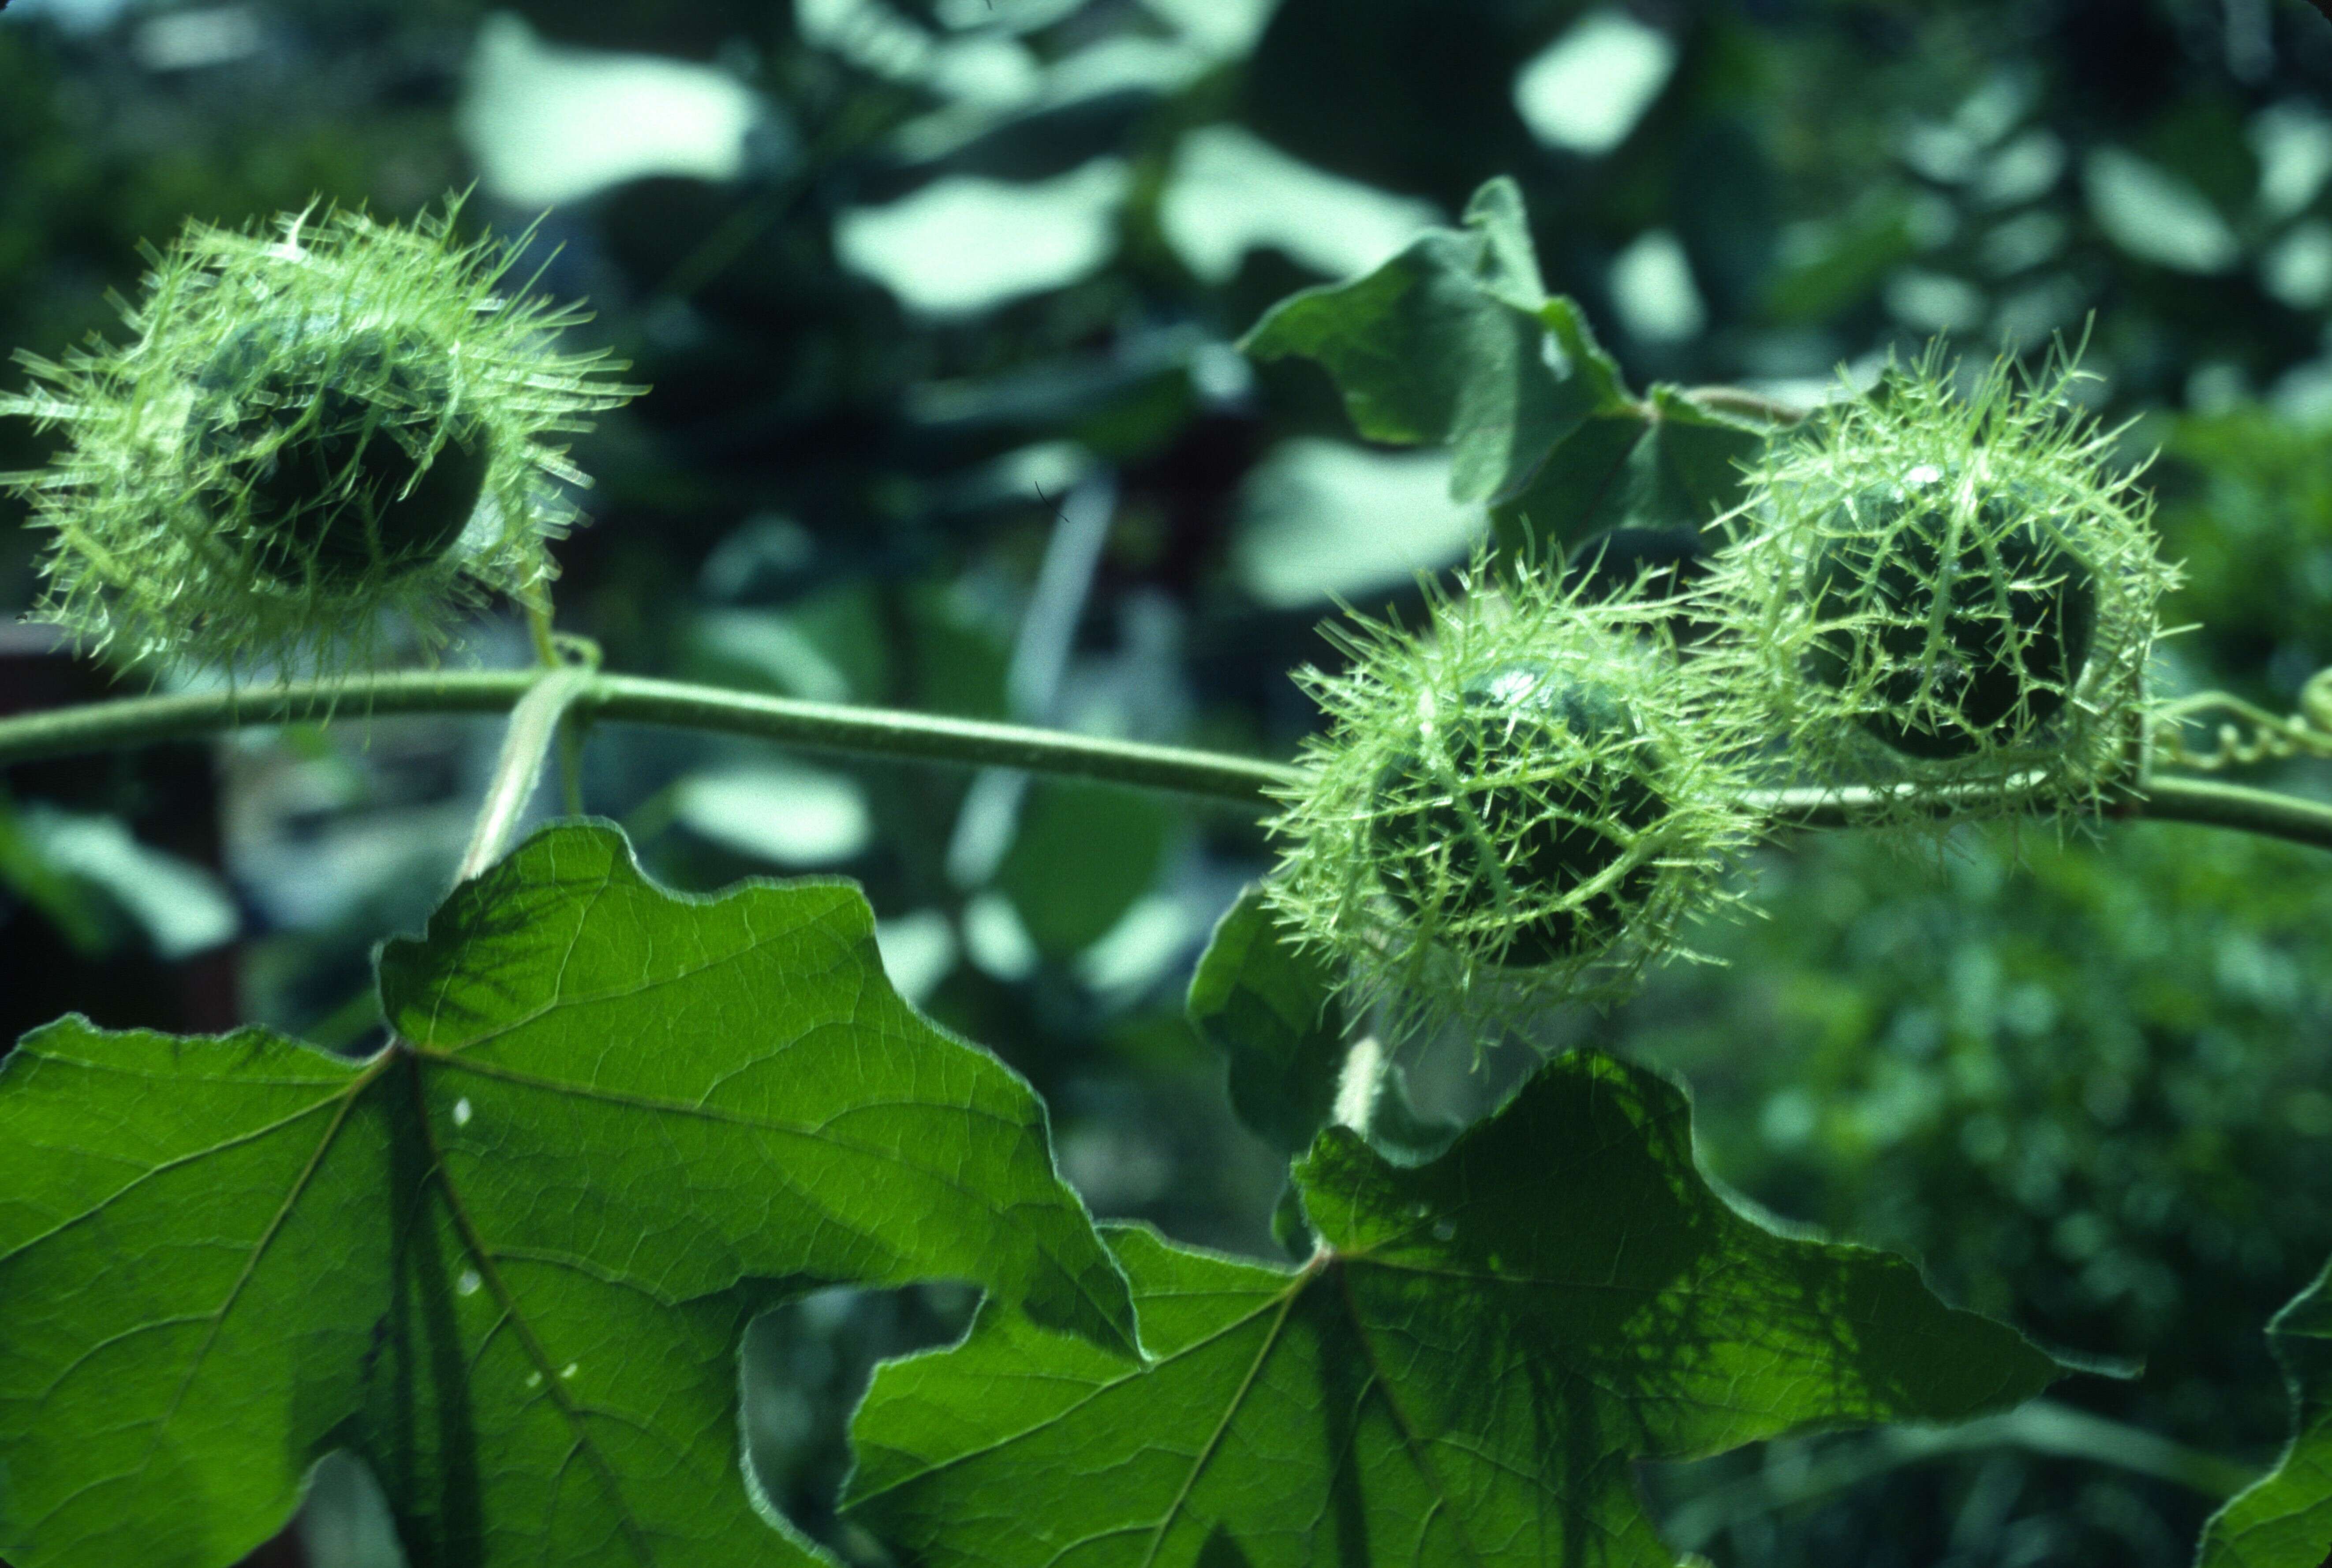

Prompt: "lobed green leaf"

[1241,177,1765,554]
[1241,179,1625,507]
[2198,1251,2332,1568]
[845,1049,2070,1567]
[0,821,1133,1568]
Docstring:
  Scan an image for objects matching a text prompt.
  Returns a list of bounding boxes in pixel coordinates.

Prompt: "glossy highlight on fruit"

[1370,661,1664,967]
[1804,470,2097,759]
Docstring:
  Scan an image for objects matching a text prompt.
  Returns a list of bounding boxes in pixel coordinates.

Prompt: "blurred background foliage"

[5,0,2332,1564]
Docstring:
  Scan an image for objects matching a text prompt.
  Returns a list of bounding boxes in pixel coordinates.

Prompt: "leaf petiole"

[453,661,594,883]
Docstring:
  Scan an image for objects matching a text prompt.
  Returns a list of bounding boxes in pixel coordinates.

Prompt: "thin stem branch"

[2,671,2330,851]
[523,595,562,669]
[2120,775,2332,849]
[556,716,588,817]
[455,665,594,882]
[1677,385,1813,427]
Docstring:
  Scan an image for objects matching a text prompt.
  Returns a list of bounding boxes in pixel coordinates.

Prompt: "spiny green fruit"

[0,199,639,675]
[1705,343,2174,826]
[192,320,491,586]
[1370,662,1662,967]
[1268,564,1756,1034]
[1804,474,2098,758]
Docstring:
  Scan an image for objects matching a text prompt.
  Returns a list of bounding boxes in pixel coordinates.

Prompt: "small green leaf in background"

[845,1050,2071,1567]
[0,821,1133,1568]
[2198,1251,2332,1568]
[1243,175,1769,556]
[1241,178,1626,506]
[1185,884,1347,1154]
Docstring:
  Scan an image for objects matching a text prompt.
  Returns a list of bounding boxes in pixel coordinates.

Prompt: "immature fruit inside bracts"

[191,317,491,587]
[1804,470,2098,759]
[1369,661,1664,968]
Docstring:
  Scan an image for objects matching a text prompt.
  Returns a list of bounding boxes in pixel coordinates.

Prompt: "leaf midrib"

[401,1049,663,1566]
[845,1283,1299,1511]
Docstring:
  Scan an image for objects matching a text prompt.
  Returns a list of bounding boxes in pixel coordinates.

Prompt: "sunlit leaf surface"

[0,822,1132,1568]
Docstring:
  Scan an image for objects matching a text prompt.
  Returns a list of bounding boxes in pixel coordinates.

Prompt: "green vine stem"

[1756,776,2332,852]
[0,670,2328,849]
[0,670,1289,803]
[1677,384,1814,427]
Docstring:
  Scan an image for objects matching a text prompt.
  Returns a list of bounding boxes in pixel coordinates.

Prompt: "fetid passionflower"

[1705,343,2175,825]
[1267,560,1757,1036]
[0,198,638,675]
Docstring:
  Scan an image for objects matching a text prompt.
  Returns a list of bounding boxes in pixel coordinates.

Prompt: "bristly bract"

[1267,558,1759,1040]
[1704,342,2175,830]
[0,199,640,677]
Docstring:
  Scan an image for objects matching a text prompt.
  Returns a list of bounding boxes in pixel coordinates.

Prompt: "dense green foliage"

[5,2,2332,1566]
